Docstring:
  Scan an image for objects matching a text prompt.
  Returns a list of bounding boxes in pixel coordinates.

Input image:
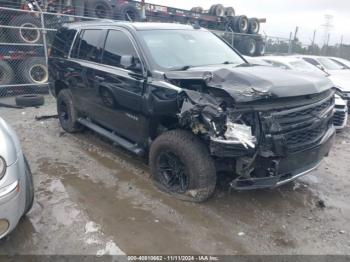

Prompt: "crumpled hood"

[165,65,333,102]
[0,117,20,166]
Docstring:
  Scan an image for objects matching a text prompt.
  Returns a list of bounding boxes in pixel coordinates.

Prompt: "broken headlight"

[211,114,257,149]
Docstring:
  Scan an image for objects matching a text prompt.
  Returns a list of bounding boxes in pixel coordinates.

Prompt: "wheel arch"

[54,80,69,97]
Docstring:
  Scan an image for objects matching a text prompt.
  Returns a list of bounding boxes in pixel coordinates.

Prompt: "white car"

[293,55,350,107]
[334,94,348,130]
[0,117,34,239]
[328,57,350,69]
[259,56,327,77]
[256,56,348,130]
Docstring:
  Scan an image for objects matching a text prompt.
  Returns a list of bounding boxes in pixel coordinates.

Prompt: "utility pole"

[310,30,316,55]
[311,30,316,46]
[322,14,333,47]
[339,35,344,57]
[288,32,293,54]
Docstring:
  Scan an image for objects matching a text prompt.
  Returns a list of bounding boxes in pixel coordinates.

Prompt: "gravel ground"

[0,96,349,255]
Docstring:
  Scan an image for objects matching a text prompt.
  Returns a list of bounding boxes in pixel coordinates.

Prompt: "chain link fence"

[0,5,98,97]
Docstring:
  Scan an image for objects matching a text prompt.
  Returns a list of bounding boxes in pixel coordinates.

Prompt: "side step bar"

[78,118,145,156]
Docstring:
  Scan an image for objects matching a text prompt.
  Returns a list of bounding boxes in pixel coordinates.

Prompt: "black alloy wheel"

[156,151,189,194]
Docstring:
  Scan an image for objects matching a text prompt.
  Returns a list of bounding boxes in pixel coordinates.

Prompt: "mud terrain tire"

[150,130,216,202]
[57,89,84,133]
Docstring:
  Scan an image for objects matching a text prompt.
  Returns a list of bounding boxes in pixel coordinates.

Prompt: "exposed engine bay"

[165,68,336,190]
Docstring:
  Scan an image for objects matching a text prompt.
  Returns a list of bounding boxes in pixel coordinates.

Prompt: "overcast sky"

[144,0,350,46]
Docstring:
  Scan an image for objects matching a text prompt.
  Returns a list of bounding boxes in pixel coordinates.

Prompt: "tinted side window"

[102,30,139,69]
[71,30,103,62]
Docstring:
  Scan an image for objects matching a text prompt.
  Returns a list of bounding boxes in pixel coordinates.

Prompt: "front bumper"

[0,159,26,239]
[334,106,348,130]
[230,126,336,190]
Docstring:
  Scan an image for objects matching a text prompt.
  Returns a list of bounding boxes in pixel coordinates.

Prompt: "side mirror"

[120,55,143,73]
[120,55,134,69]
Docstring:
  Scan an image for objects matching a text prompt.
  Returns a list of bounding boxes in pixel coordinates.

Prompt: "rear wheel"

[57,89,84,133]
[150,130,216,202]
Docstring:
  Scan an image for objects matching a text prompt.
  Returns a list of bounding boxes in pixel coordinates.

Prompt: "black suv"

[49,21,336,202]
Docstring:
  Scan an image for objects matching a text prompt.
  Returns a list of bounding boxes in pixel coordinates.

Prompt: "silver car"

[0,117,34,239]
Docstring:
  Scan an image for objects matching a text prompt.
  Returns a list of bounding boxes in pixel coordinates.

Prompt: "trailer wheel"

[9,15,41,44]
[0,61,14,86]
[248,18,260,34]
[255,40,266,56]
[224,7,235,17]
[234,15,249,33]
[209,4,225,17]
[21,57,48,85]
[239,38,257,56]
[115,3,141,21]
[191,7,204,14]
[86,0,112,18]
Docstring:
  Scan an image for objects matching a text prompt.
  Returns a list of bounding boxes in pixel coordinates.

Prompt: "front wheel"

[150,130,217,202]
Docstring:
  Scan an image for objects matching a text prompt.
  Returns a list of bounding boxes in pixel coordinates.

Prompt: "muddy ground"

[0,96,349,255]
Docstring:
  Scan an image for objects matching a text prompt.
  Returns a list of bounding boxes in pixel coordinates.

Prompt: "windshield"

[318,57,345,70]
[139,29,245,70]
[290,60,328,76]
[331,58,350,69]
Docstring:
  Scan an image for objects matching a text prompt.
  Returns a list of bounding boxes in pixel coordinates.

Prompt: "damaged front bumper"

[230,126,335,190]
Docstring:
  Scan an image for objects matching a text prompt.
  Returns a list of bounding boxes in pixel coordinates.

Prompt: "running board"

[78,118,145,156]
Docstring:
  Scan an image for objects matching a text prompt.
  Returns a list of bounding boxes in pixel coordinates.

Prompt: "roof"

[64,20,205,31]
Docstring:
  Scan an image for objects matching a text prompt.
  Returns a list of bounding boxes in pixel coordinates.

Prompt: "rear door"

[92,28,149,144]
[67,28,105,115]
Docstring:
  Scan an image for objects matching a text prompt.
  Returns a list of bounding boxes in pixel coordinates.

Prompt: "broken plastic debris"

[217,122,256,149]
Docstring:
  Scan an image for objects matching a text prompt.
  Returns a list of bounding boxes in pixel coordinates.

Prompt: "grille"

[285,124,327,148]
[262,94,334,152]
[334,111,346,127]
[281,98,332,120]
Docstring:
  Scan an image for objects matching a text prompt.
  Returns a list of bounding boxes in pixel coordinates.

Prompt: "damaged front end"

[170,70,336,191]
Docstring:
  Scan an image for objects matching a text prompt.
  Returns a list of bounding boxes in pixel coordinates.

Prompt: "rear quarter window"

[71,29,103,62]
[51,28,77,58]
